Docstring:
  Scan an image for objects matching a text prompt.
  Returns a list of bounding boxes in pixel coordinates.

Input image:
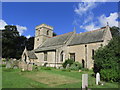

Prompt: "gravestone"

[23,63,28,71]
[60,66,64,69]
[13,65,18,69]
[82,74,88,89]
[27,64,33,71]
[6,62,12,68]
[96,72,100,85]
[66,64,70,69]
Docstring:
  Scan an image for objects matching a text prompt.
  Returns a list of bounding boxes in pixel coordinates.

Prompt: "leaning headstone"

[82,74,88,89]
[27,64,33,71]
[6,62,12,68]
[96,72,100,85]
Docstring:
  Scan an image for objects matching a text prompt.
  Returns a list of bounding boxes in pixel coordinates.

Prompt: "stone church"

[21,24,112,69]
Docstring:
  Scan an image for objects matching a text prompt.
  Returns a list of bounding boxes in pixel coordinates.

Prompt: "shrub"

[69,62,82,71]
[100,69,119,82]
[2,64,6,67]
[33,65,38,71]
[43,62,48,67]
[93,36,120,82]
[62,59,74,68]
[41,67,51,70]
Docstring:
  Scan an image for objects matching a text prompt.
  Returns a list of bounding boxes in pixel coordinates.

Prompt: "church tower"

[34,24,53,49]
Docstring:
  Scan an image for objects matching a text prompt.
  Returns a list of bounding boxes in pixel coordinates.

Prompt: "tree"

[26,37,34,50]
[2,25,20,59]
[53,32,57,36]
[2,25,28,59]
[93,26,120,82]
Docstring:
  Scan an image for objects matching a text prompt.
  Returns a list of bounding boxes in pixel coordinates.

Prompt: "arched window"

[82,59,85,68]
[92,49,95,60]
[60,51,64,62]
[23,54,27,63]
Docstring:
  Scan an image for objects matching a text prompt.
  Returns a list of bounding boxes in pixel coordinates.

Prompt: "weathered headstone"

[23,63,28,71]
[60,66,64,69]
[82,74,88,89]
[96,72,100,85]
[66,64,70,69]
[27,64,33,71]
[6,62,12,68]
[13,65,18,69]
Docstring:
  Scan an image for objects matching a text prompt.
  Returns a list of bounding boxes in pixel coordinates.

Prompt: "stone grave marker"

[27,64,33,71]
[13,65,18,69]
[6,62,12,68]
[96,72,100,85]
[23,63,28,71]
[82,74,88,89]
[66,64,70,69]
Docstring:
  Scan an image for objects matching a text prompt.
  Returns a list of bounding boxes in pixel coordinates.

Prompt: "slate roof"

[35,32,74,52]
[68,28,106,46]
[35,27,107,52]
[27,51,37,59]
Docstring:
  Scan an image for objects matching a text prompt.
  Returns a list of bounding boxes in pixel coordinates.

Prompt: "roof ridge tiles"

[76,27,106,35]
[50,32,73,38]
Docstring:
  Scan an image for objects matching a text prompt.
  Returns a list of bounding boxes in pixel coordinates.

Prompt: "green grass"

[2,67,118,88]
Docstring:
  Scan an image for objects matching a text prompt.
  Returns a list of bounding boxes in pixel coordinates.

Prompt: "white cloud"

[83,14,93,24]
[26,35,31,39]
[16,25,27,35]
[98,12,119,27]
[74,1,96,16]
[0,19,27,35]
[80,23,99,31]
[80,12,119,31]
[0,19,7,30]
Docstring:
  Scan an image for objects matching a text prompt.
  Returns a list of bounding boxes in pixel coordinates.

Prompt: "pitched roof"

[68,27,106,46]
[35,32,74,52]
[27,51,37,59]
[35,27,107,52]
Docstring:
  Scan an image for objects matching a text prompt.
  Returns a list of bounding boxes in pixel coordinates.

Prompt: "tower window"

[47,30,49,35]
[37,38,39,41]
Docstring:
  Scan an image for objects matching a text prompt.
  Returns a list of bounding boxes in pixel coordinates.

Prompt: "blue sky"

[1,2,119,38]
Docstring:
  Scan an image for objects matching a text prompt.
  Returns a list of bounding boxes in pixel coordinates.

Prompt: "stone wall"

[67,42,104,69]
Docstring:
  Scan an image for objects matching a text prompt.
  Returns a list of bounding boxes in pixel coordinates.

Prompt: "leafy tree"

[53,32,57,36]
[93,26,120,82]
[26,37,34,50]
[2,25,20,59]
[2,25,35,59]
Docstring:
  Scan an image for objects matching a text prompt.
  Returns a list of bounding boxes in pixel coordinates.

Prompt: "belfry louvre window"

[70,53,75,61]
[44,52,47,61]
[47,30,49,35]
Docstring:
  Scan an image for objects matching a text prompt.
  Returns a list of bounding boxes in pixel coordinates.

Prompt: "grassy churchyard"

[2,67,118,88]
